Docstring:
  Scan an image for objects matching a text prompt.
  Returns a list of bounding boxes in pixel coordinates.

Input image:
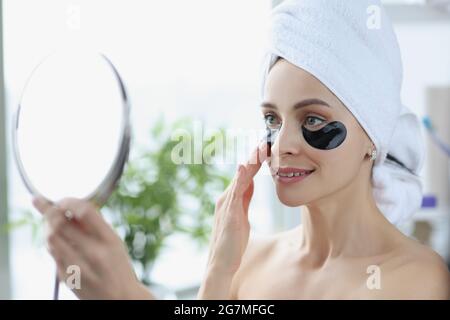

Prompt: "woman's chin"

[276,190,307,207]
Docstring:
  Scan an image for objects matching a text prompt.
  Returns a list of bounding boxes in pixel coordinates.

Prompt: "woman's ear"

[365,144,377,161]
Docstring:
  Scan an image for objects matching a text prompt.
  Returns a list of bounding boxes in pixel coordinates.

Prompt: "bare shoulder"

[243,227,300,264]
[229,228,297,298]
[237,230,287,271]
[372,238,450,299]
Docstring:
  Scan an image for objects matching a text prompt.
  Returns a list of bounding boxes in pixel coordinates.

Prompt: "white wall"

[392,20,450,258]
[394,22,450,190]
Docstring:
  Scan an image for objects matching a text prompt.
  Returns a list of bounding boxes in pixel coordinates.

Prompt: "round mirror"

[13,49,131,206]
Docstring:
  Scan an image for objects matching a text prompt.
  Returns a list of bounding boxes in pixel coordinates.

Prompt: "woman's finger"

[58,220,95,252]
[207,165,245,257]
[33,197,83,241]
[41,204,72,237]
[229,165,248,202]
[242,180,254,215]
[225,166,250,224]
[47,231,85,282]
[243,141,269,180]
[230,142,268,200]
[32,196,55,215]
[57,198,113,242]
[35,198,95,255]
[219,164,245,217]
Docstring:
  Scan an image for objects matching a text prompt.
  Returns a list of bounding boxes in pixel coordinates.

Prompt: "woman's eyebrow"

[261,98,331,110]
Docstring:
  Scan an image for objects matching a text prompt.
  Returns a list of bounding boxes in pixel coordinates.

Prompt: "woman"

[33,0,450,299]
[199,58,450,299]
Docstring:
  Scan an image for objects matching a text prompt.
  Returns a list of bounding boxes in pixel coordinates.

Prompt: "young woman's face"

[262,59,372,207]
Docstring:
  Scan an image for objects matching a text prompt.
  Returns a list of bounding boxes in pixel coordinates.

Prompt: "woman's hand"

[198,142,269,299]
[32,197,154,300]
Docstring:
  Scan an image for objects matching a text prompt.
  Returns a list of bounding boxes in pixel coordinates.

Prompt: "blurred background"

[0,0,449,299]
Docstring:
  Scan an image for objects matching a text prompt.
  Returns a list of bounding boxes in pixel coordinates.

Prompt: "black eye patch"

[301,121,347,150]
[265,127,274,157]
[265,121,347,154]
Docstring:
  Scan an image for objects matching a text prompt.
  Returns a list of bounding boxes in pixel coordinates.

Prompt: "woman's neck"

[298,168,400,267]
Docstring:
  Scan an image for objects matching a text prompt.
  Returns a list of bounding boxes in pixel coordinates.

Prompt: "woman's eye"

[264,114,281,128]
[304,116,325,128]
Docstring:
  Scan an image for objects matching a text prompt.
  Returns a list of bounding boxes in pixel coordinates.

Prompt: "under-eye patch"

[264,121,346,153]
[301,121,347,150]
[265,127,277,157]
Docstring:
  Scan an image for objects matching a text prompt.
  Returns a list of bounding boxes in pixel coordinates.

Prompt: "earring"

[369,148,377,161]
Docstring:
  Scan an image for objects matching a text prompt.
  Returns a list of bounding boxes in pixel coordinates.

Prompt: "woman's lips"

[272,167,315,184]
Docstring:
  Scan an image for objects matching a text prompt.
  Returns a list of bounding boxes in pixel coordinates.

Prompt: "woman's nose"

[271,123,304,158]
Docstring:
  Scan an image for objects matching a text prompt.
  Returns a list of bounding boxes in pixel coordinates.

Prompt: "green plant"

[3,117,231,286]
[105,117,231,285]
[2,209,42,244]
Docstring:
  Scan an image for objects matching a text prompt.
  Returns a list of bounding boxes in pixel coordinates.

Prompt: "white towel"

[261,0,425,226]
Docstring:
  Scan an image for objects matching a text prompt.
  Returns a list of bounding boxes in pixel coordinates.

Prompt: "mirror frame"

[12,52,131,207]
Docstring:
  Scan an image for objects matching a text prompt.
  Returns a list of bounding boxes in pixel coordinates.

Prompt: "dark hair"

[386,153,414,175]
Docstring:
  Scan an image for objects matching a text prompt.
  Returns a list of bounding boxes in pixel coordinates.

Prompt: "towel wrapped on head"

[261,0,425,226]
